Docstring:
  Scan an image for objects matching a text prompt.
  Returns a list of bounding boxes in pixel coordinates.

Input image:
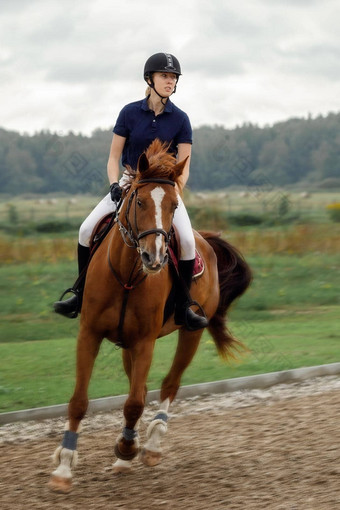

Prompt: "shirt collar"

[141,97,150,111]
[141,97,173,113]
[164,99,173,112]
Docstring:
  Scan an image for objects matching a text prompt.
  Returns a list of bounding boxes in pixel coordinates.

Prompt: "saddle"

[167,227,204,279]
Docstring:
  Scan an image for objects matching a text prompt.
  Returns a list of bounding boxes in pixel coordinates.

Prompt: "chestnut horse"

[49,139,251,492]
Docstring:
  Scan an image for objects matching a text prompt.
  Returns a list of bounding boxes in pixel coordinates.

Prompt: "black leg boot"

[53,244,90,318]
[174,259,209,331]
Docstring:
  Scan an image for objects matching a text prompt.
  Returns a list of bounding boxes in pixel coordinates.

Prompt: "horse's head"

[125,140,187,274]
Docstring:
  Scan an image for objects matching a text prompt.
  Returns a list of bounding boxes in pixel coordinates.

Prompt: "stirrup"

[177,300,209,331]
[54,288,80,319]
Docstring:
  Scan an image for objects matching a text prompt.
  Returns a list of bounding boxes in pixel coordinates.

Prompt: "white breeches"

[79,192,195,261]
[79,193,116,247]
[172,194,195,260]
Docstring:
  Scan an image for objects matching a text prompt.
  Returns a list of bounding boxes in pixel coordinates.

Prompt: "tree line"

[0,111,339,195]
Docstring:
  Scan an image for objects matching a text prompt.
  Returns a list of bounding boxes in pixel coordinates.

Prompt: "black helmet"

[144,53,182,81]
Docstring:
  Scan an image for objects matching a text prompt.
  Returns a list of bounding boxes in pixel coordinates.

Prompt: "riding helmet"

[144,53,182,82]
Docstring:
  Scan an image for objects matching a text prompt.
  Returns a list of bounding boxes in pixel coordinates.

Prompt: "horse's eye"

[137,199,142,207]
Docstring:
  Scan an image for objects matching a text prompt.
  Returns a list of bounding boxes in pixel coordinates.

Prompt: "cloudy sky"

[1,0,339,136]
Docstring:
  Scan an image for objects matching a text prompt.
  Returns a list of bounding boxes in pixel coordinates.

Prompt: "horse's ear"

[173,156,189,179]
[138,153,149,174]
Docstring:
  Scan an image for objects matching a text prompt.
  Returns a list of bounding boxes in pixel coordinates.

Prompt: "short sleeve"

[177,113,192,145]
[113,107,129,138]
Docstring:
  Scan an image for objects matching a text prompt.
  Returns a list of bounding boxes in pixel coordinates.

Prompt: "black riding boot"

[53,243,90,318]
[174,259,209,331]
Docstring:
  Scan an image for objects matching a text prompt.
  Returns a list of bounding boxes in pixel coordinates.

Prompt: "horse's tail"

[200,231,252,360]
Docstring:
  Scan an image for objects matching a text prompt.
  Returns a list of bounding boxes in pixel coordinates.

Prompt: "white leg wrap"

[51,421,81,480]
[144,399,170,453]
[52,446,78,479]
[145,420,167,453]
[160,398,170,413]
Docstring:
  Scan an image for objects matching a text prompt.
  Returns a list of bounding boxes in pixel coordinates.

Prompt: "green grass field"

[0,252,339,413]
[0,191,339,413]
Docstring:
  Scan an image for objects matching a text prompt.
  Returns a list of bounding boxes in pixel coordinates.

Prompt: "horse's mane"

[122,139,181,192]
[141,139,178,181]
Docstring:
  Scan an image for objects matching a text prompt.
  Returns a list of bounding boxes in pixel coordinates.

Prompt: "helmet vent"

[164,53,174,70]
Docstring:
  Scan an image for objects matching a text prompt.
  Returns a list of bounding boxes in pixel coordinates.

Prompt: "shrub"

[187,205,229,229]
[6,204,19,224]
[326,203,340,222]
[228,213,264,226]
[35,220,79,233]
[263,213,300,226]
[277,194,291,216]
[0,223,35,236]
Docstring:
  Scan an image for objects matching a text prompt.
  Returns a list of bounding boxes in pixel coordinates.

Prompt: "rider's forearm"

[107,158,121,185]
[107,134,126,185]
[177,143,191,191]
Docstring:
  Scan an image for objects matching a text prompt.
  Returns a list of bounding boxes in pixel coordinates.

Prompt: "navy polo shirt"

[113,97,192,170]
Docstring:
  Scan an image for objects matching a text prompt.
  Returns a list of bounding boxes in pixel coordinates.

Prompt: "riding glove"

[110,182,123,202]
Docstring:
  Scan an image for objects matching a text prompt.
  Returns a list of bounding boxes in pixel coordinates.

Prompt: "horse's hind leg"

[49,326,102,492]
[141,329,202,467]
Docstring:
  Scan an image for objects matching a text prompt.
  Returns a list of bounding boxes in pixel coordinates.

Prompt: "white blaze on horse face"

[151,187,165,263]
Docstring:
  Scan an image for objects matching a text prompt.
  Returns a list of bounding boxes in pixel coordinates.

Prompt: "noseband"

[117,178,176,250]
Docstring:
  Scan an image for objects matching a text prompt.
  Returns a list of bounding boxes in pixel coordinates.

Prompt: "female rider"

[54,52,208,331]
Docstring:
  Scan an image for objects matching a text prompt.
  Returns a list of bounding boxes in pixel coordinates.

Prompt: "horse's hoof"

[112,459,132,474]
[140,448,162,467]
[48,474,72,493]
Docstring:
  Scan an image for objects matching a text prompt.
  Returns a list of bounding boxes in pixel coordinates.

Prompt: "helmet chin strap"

[148,77,178,106]
[154,87,168,106]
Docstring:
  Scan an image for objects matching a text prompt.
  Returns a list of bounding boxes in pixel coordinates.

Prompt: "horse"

[49,139,252,493]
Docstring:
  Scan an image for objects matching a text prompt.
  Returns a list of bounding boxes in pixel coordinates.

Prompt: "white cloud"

[0,0,339,134]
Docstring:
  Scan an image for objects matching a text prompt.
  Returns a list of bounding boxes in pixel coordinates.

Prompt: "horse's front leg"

[141,329,202,467]
[49,327,102,492]
[113,339,154,474]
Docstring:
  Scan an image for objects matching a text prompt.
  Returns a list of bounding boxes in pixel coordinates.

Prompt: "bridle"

[116,178,176,252]
[108,177,177,349]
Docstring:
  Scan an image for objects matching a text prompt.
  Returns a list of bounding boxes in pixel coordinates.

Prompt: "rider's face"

[151,72,178,97]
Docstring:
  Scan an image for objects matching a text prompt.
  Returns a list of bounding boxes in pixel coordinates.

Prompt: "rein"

[107,240,147,349]
[108,178,176,349]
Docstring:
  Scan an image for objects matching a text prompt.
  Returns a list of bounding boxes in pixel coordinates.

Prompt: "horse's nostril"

[141,251,168,270]
[141,251,151,266]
